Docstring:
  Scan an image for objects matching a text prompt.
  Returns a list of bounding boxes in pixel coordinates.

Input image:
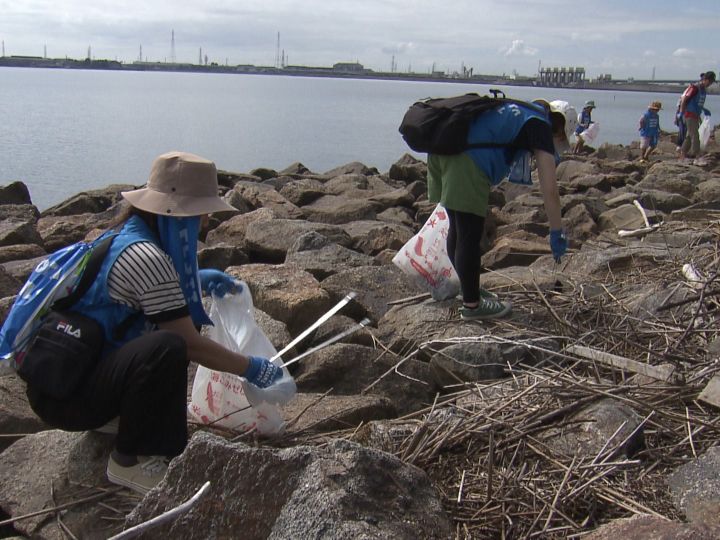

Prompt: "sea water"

[0,67,716,210]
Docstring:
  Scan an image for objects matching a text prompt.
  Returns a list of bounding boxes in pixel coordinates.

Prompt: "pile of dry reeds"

[295,222,720,538]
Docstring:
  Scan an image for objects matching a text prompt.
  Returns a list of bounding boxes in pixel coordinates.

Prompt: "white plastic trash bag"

[392,204,460,300]
[188,283,296,435]
[578,122,600,143]
[700,117,714,150]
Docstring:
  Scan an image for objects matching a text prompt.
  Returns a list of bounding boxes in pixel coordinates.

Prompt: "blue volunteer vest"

[639,110,660,138]
[686,84,707,116]
[464,102,549,185]
[576,109,592,134]
[71,215,162,355]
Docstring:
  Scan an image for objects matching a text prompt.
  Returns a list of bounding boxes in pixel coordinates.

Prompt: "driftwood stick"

[107,481,211,540]
[0,488,123,527]
[487,430,495,503]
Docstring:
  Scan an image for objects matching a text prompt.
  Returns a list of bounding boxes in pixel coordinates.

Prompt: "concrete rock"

[0,182,33,206]
[282,393,396,434]
[204,207,276,248]
[244,218,352,262]
[341,220,415,255]
[228,263,333,336]
[226,181,304,219]
[540,398,645,459]
[294,343,435,415]
[321,265,424,323]
[667,446,720,528]
[125,433,451,539]
[278,178,325,206]
[302,194,382,224]
[285,231,376,280]
[0,373,47,451]
[585,513,720,540]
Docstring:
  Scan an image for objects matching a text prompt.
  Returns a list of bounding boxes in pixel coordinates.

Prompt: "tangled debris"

[286,220,720,538]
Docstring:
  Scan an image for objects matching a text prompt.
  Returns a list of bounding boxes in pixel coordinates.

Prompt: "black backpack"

[398,89,532,155]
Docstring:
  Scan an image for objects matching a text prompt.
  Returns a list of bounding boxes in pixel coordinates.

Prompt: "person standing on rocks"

[573,100,596,154]
[638,101,662,162]
[22,151,284,494]
[427,100,569,320]
[679,71,716,160]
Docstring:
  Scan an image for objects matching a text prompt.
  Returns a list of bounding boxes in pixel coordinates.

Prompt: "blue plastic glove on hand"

[703,108,711,117]
[549,229,568,263]
[244,356,283,388]
[198,269,241,298]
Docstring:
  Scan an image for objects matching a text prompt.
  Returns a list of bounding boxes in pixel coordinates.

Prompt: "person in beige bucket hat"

[24,151,288,495]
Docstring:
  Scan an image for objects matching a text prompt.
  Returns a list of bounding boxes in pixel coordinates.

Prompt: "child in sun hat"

[639,101,662,162]
[573,100,596,154]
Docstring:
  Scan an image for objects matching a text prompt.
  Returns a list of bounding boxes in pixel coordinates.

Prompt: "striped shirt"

[107,242,189,323]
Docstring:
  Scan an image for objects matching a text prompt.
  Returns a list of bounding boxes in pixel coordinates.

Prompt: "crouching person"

[22,152,283,494]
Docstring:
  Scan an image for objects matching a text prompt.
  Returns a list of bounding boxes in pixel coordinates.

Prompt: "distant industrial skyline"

[2,0,718,80]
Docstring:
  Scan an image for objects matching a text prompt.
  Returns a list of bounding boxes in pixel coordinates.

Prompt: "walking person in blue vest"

[573,100,596,154]
[23,152,284,494]
[679,71,716,160]
[638,101,662,163]
[427,99,571,320]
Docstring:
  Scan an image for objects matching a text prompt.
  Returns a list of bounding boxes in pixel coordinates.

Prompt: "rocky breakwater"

[0,132,720,538]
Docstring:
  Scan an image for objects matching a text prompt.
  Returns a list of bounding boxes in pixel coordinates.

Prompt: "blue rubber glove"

[198,269,241,298]
[549,229,568,263]
[703,108,711,117]
[244,356,283,388]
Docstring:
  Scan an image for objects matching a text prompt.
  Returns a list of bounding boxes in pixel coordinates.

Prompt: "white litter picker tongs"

[271,292,370,368]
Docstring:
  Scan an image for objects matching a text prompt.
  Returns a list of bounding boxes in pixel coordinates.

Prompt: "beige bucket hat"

[122,151,235,216]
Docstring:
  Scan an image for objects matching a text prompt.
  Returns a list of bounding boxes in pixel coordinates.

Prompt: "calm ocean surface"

[1,67,717,211]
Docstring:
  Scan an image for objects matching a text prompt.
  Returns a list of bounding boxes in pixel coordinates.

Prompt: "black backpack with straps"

[398,89,536,155]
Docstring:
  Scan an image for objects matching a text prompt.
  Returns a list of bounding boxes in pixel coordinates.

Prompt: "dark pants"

[27,331,189,457]
[446,208,486,305]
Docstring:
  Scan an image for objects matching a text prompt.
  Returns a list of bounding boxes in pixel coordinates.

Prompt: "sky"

[1,0,718,80]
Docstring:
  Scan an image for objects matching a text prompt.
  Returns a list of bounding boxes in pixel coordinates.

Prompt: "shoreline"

[1,57,715,96]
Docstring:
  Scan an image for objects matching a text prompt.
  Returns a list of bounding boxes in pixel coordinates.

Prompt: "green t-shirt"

[427,153,491,217]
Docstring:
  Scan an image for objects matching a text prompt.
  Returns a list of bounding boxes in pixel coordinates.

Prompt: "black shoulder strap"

[53,235,115,311]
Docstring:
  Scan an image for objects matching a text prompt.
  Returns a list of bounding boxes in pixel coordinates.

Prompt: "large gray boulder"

[124,433,452,539]
[585,514,720,540]
[301,194,382,224]
[278,178,325,206]
[204,207,276,248]
[321,265,424,323]
[667,446,720,528]
[225,181,304,219]
[0,430,118,539]
[40,184,134,217]
[281,393,396,434]
[0,182,33,206]
[388,154,428,185]
[341,220,415,255]
[294,343,435,415]
[0,373,47,451]
[285,231,376,280]
[227,263,333,336]
[540,398,645,459]
[244,219,352,261]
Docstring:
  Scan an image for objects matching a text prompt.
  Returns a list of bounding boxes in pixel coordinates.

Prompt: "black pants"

[446,208,486,305]
[27,331,189,457]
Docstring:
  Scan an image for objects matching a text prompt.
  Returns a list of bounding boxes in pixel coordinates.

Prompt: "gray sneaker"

[460,298,512,320]
[107,455,169,494]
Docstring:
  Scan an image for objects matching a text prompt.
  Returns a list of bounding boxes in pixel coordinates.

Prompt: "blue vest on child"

[464,102,549,186]
[639,110,660,138]
[72,215,159,355]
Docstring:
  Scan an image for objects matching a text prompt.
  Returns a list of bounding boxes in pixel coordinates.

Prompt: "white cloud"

[502,40,538,57]
[672,48,695,57]
[642,50,656,57]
